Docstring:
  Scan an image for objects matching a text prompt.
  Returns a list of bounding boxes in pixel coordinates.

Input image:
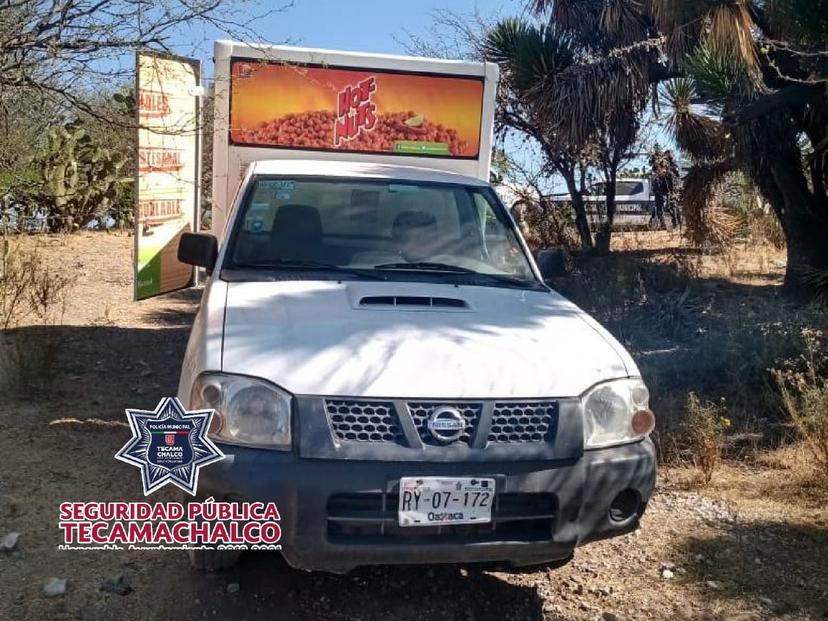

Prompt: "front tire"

[187,546,242,571]
[183,493,243,571]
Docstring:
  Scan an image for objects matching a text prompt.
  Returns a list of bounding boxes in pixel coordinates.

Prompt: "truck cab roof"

[248,160,490,187]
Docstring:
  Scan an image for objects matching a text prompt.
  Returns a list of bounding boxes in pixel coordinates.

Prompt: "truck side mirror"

[178,233,218,273]
[534,249,566,281]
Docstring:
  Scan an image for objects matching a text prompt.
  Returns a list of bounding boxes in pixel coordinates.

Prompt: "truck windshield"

[224,177,537,285]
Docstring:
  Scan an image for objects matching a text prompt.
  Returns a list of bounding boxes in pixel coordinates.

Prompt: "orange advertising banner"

[229,59,484,158]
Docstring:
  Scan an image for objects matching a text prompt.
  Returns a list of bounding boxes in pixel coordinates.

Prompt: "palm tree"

[482,18,594,250]
[483,17,645,253]
[529,0,828,295]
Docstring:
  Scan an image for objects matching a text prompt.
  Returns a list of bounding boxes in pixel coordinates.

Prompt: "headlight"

[190,373,292,450]
[582,378,655,448]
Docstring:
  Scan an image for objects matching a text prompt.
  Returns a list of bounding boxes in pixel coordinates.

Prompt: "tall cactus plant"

[34,120,130,231]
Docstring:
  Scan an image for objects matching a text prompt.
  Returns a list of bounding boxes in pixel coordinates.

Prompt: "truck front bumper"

[196,439,656,573]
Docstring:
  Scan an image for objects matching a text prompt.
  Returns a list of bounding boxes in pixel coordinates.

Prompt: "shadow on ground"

[2,284,199,416]
[678,518,828,619]
[140,287,203,327]
[149,554,547,621]
[552,248,827,456]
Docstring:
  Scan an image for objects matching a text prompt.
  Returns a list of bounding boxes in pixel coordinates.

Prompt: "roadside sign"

[134,51,201,300]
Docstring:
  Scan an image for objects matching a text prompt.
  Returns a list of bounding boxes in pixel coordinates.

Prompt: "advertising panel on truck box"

[228,60,484,158]
[134,51,201,300]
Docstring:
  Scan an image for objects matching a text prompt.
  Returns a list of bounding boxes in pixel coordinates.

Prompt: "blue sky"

[262,0,511,53]
[186,0,515,61]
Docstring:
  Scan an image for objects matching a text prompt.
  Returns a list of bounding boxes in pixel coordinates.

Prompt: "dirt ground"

[1,231,826,621]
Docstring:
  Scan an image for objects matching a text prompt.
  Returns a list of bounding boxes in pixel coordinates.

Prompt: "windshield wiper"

[373,261,478,274]
[475,273,547,290]
[374,261,545,290]
[229,259,387,280]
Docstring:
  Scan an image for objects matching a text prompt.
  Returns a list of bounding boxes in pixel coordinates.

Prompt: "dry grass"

[664,443,828,518]
[685,392,730,485]
[557,231,827,491]
[0,238,71,392]
[771,330,828,482]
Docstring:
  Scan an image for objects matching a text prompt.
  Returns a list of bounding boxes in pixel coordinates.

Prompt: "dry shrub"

[518,201,580,251]
[685,392,731,485]
[771,329,828,483]
[719,178,785,249]
[750,209,785,249]
[682,169,784,251]
[0,238,71,392]
[681,161,736,247]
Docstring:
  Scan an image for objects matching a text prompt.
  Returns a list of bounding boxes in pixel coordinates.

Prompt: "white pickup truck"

[549,178,659,229]
[174,42,656,573]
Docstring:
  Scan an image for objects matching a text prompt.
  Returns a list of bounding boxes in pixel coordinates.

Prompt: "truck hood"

[220,280,635,399]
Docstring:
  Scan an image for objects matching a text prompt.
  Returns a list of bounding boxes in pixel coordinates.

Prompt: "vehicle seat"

[269,204,324,262]
[391,211,440,261]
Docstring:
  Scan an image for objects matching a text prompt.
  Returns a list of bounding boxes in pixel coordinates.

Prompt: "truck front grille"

[326,492,556,544]
[324,399,559,447]
[488,402,558,443]
[325,400,405,444]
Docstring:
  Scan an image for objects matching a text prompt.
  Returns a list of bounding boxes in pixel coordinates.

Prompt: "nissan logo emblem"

[427,406,465,443]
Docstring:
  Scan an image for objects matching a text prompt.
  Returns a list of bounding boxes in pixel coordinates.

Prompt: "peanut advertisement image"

[229,60,484,157]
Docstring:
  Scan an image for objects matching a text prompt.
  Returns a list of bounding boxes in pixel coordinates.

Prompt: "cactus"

[34,120,131,231]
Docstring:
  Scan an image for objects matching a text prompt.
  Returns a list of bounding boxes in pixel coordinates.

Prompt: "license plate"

[398,477,495,527]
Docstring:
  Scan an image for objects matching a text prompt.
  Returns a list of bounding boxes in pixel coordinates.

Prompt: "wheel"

[187,546,242,571]
[183,493,243,571]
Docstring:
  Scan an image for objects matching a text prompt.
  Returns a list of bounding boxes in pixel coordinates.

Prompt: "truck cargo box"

[212,41,499,239]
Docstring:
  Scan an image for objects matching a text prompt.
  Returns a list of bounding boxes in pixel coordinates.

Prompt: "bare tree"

[0,0,289,118]
[0,1,291,229]
[499,143,582,251]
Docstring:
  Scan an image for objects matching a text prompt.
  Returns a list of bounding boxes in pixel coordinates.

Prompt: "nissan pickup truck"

[176,159,656,573]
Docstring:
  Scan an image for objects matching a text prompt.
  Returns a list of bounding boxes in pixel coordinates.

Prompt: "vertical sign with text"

[135,52,201,300]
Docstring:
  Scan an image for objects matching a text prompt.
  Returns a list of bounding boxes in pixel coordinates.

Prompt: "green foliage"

[685,392,730,485]
[766,0,828,47]
[33,120,131,231]
[0,168,39,195]
[684,44,753,106]
[483,14,648,253]
[662,77,731,163]
[112,89,137,117]
[489,148,511,185]
[661,78,694,116]
[79,88,138,228]
[482,18,576,97]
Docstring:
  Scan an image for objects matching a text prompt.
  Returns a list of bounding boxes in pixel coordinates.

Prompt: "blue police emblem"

[115,397,225,495]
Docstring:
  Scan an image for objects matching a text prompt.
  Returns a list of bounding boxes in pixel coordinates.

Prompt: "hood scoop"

[358,295,470,311]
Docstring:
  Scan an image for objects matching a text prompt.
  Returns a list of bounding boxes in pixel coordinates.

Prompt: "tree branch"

[726,83,825,125]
